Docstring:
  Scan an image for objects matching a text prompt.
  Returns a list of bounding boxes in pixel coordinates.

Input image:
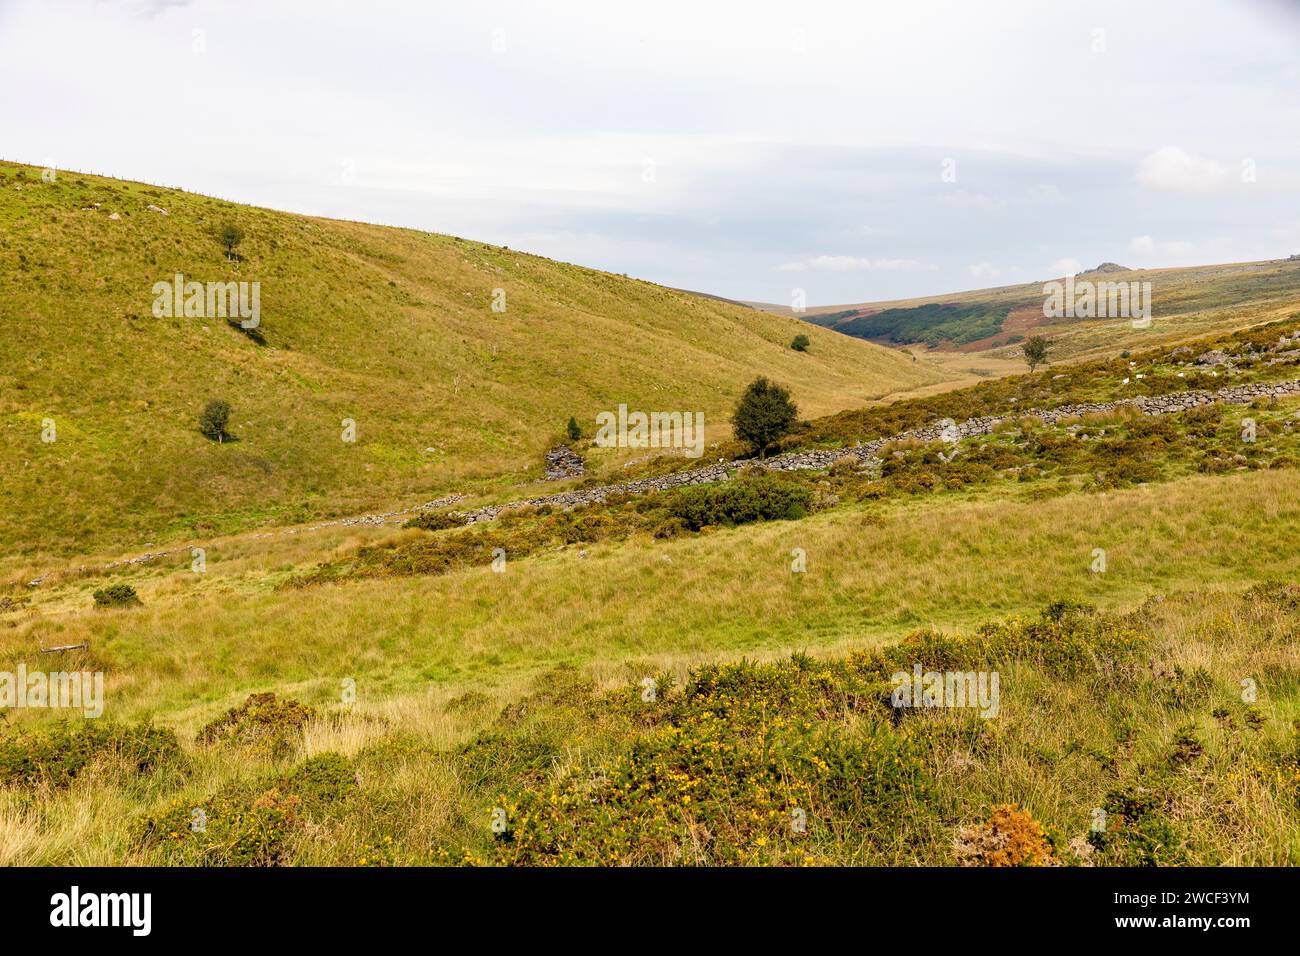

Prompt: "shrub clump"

[0,722,182,789]
[92,583,140,608]
[668,471,812,531]
[1087,787,1187,866]
[955,805,1061,866]
[198,399,232,442]
[455,656,936,866]
[197,692,317,753]
[134,753,357,866]
[403,511,465,532]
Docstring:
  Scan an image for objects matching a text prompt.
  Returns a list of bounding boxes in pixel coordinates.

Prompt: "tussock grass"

[3,585,1296,865]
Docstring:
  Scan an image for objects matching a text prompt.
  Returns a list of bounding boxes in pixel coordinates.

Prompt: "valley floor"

[2,317,1300,866]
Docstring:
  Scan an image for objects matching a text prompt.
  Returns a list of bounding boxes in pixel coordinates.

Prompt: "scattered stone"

[544,445,585,480]
[146,204,169,215]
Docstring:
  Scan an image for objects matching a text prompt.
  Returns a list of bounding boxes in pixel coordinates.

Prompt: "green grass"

[0,161,943,560]
[4,583,1298,865]
[4,459,1299,729]
[6,163,1300,867]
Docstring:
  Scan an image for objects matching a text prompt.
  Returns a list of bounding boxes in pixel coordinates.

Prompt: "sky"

[3,0,1300,306]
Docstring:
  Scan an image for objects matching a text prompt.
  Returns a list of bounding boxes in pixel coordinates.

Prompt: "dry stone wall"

[42,377,1300,585]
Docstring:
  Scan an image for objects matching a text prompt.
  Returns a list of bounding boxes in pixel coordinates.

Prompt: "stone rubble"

[543,445,585,480]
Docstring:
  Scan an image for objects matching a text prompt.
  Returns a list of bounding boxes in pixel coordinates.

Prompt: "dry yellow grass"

[2,466,1297,734]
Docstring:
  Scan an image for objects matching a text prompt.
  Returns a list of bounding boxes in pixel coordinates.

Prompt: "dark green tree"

[219,222,245,260]
[566,416,582,441]
[731,377,798,460]
[199,399,232,442]
[791,333,810,352]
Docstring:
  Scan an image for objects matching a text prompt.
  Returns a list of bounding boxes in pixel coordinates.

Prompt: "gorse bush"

[197,692,317,756]
[0,722,182,789]
[473,656,935,866]
[668,470,812,530]
[448,602,1158,866]
[134,752,358,866]
[403,511,465,532]
[1088,787,1187,866]
[92,583,140,608]
[429,595,1300,867]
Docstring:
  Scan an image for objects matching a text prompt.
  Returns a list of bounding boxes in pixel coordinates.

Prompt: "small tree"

[566,416,582,441]
[791,333,810,352]
[1022,335,1050,373]
[219,222,245,260]
[731,377,799,460]
[199,399,231,442]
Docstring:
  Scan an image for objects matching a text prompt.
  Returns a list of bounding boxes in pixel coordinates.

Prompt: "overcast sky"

[3,0,1300,305]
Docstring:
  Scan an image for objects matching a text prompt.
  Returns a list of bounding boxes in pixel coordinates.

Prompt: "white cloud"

[777,255,936,272]
[1027,184,1063,203]
[3,0,1300,304]
[940,190,1006,213]
[968,262,1002,279]
[1135,146,1229,193]
[1047,257,1083,277]
[1271,220,1300,244]
[1128,235,1194,257]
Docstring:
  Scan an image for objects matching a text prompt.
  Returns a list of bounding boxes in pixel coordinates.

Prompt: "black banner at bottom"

[0,865,1279,941]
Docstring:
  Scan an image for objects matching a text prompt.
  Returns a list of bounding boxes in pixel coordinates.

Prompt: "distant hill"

[0,161,945,557]
[748,258,1300,358]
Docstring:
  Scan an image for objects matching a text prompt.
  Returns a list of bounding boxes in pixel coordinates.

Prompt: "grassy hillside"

[0,161,944,559]
[4,166,1300,868]
[4,315,1300,863]
[754,259,1300,362]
